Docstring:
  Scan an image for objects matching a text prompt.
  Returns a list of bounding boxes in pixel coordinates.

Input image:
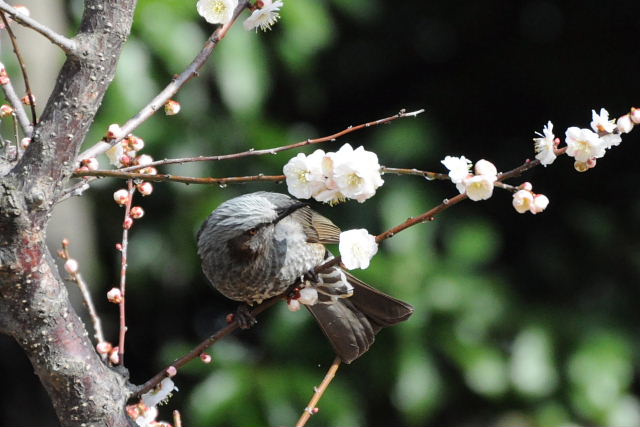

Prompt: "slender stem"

[134,296,280,398]
[295,357,342,427]
[108,109,425,173]
[382,166,448,180]
[0,1,76,53]
[78,1,251,161]
[0,11,37,125]
[72,170,285,185]
[117,180,135,365]
[0,75,33,136]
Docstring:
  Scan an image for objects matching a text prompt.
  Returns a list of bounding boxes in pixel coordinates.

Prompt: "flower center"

[297,170,310,183]
[347,173,363,187]
[211,0,227,15]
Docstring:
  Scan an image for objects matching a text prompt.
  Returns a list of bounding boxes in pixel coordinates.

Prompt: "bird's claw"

[232,304,257,329]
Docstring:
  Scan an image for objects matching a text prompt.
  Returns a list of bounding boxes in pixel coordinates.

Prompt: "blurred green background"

[1,0,640,426]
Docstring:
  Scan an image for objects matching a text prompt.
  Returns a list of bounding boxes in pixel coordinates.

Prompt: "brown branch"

[295,356,342,427]
[0,72,33,136]
[78,1,251,161]
[72,169,286,185]
[117,181,135,365]
[107,109,425,173]
[1,11,37,125]
[0,1,76,54]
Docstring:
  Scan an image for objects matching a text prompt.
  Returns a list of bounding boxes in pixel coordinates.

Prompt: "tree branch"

[78,0,251,161]
[0,71,33,136]
[0,1,76,54]
[295,357,342,427]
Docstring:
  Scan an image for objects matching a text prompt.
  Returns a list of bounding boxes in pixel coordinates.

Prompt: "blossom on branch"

[533,121,556,166]
[283,150,326,199]
[565,127,606,163]
[197,0,238,25]
[441,155,472,185]
[244,0,283,32]
[331,144,384,203]
[339,229,378,270]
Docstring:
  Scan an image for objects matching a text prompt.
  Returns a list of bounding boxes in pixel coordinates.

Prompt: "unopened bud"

[130,206,145,219]
[20,137,31,149]
[96,341,113,355]
[82,157,99,171]
[586,158,597,169]
[127,135,144,151]
[200,353,212,363]
[115,243,123,251]
[288,299,301,312]
[474,159,498,177]
[630,107,640,125]
[140,167,157,176]
[530,194,550,214]
[137,182,154,196]
[0,67,9,85]
[119,154,132,166]
[113,189,129,205]
[109,347,120,364]
[165,366,178,377]
[21,94,34,105]
[107,287,122,303]
[0,104,14,117]
[136,154,154,167]
[164,99,181,116]
[107,124,124,140]
[64,258,79,274]
[520,182,533,191]
[123,217,134,229]
[617,114,634,134]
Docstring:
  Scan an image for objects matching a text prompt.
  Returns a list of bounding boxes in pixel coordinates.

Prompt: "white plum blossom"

[105,142,125,167]
[339,229,378,270]
[283,150,326,199]
[590,108,616,134]
[244,0,283,32]
[512,190,534,214]
[564,127,606,163]
[141,378,177,408]
[533,121,557,166]
[133,405,158,427]
[462,174,496,201]
[331,144,384,203]
[441,155,472,184]
[197,0,238,25]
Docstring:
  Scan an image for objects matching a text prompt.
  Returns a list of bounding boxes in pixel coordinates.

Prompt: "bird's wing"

[293,206,341,244]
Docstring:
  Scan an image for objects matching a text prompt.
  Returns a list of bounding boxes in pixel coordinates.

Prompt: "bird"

[196,191,413,363]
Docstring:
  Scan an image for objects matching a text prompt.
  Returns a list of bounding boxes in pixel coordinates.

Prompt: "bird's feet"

[228,304,257,329]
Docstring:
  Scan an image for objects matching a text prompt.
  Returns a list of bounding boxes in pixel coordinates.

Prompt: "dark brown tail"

[306,270,413,363]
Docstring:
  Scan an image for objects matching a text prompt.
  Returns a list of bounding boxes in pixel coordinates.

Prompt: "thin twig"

[0,11,37,125]
[78,1,251,161]
[108,109,425,173]
[382,166,448,180]
[58,240,106,347]
[0,74,33,136]
[117,180,135,365]
[72,170,285,185]
[295,356,342,427]
[0,1,76,53]
[134,296,280,398]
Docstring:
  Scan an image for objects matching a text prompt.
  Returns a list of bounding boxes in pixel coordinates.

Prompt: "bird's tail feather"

[306,268,413,363]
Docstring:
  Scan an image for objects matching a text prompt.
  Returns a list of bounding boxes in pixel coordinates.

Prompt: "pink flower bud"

[119,154,132,166]
[586,158,597,169]
[82,157,99,171]
[0,67,9,85]
[474,159,498,177]
[288,299,301,312]
[200,353,212,363]
[165,366,178,377]
[130,206,145,219]
[64,258,79,274]
[20,138,31,149]
[21,94,35,105]
[106,124,124,140]
[140,167,157,176]
[109,347,120,364]
[137,182,154,196]
[115,243,123,251]
[123,217,134,229]
[113,189,129,205]
[107,288,122,303]
[0,104,14,117]
[617,114,633,134]
[520,182,533,192]
[164,99,181,116]
[630,107,640,125]
[96,341,112,355]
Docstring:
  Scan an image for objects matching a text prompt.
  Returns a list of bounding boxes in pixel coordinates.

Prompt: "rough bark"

[0,1,138,425]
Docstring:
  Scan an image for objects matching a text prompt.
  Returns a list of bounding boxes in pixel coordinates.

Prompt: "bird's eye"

[246,228,258,236]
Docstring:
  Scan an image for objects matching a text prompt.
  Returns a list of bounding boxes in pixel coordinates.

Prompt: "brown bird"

[197,191,413,363]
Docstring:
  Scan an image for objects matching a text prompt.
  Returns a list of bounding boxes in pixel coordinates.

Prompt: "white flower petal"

[339,229,378,270]
[197,0,238,25]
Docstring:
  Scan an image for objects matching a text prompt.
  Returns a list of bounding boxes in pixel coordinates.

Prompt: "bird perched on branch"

[197,191,413,363]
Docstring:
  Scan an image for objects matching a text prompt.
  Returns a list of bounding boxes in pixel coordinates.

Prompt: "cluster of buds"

[95,341,120,365]
[442,156,499,202]
[0,104,14,117]
[0,64,9,85]
[283,143,384,205]
[76,157,100,172]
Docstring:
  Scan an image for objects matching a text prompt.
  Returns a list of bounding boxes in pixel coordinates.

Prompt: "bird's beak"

[273,201,306,224]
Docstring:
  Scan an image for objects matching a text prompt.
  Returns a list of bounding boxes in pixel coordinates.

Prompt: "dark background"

[1,0,639,425]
